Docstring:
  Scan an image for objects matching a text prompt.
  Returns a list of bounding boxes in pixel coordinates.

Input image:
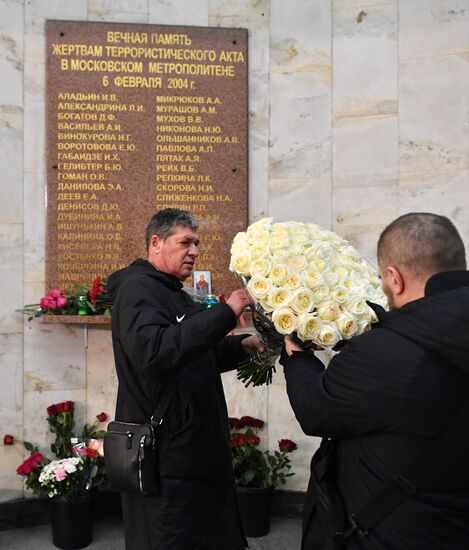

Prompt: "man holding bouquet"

[108,208,261,550]
[282,212,469,549]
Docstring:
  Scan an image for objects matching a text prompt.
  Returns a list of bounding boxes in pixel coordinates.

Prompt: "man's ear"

[150,234,160,252]
[387,265,405,295]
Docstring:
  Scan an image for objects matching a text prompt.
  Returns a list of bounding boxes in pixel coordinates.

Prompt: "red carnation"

[96,412,107,422]
[278,439,297,453]
[3,434,14,445]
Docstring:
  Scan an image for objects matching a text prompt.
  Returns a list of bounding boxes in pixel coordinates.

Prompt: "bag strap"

[149,375,180,427]
[336,397,469,542]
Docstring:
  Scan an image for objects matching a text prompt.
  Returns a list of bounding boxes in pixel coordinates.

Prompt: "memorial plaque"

[45,20,248,294]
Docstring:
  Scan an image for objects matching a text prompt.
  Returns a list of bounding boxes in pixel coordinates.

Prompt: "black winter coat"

[282,271,469,550]
[108,259,247,482]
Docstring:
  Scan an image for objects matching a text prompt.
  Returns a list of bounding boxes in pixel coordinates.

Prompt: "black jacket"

[281,271,469,549]
[108,259,247,482]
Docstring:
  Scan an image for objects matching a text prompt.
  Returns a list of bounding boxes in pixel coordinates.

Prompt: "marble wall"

[0,0,468,500]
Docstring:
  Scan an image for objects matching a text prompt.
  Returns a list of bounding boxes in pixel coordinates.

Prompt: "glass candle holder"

[76,296,89,316]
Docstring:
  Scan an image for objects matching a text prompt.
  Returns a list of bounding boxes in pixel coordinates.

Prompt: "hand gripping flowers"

[230,218,387,386]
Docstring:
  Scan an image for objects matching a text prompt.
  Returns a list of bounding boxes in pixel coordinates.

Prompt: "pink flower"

[56,296,67,308]
[54,468,67,481]
[49,288,62,298]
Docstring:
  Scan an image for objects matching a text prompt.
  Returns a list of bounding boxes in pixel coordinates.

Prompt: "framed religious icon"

[194,270,211,296]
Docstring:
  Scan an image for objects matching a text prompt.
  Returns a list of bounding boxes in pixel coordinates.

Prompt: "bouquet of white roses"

[230,218,387,386]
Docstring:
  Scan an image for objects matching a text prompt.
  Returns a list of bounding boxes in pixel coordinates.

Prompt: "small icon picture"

[194,270,211,296]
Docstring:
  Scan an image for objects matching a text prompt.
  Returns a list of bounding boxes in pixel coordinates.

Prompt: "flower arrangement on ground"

[229,416,297,488]
[230,218,388,386]
[9,401,107,501]
[18,275,112,319]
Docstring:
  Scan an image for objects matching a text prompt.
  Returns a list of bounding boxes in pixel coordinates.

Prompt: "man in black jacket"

[281,212,469,549]
[108,208,261,550]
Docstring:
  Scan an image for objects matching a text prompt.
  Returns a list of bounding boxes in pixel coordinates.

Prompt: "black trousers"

[121,477,247,550]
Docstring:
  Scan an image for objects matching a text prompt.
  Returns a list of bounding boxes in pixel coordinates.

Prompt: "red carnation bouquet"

[229,415,297,488]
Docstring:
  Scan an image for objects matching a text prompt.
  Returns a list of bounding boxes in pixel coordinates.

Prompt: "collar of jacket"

[368,270,469,322]
[126,258,184,290]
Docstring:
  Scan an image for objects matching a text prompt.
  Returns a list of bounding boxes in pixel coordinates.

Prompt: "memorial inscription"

[46,21,248,294]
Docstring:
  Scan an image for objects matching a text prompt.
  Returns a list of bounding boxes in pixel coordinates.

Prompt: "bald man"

[281,213,469,549]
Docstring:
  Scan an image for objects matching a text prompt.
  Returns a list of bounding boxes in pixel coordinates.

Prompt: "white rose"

[250,228,271,245]
[357,319,372,334]
[343,298,368,316]
[303,270,324,289]
[316,301,340,321]
[247,276,272,299]
[288,244,305,256]
[315,322,341,348]
[331,265,349,279]
[288,255,308,271]
[230,239,249,254]
[272,308,298,335]
[269,264,290,285]
[229,252,251,275]
[289,232,309,245]
[312,285,330,302]
[270,234,290,250]
[284,273,302,290]
[268,287,292,309]
[272,249,290,264]
[307,257,327,272]
[247,218,272,233]
[297,314,322,341]
[335,312,358,339]
[249,258,271,277]
[250,243,269,259]
[291,287,315,315]
[330,286,349,304]
[323,269,339,286]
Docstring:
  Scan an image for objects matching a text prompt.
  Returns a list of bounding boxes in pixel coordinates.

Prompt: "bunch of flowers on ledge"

[18,275,112,319]
[4,400,107,501]
[229,416,297,489]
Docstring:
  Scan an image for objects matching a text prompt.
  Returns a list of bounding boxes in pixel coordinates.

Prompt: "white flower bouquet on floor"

[230,218,388,386]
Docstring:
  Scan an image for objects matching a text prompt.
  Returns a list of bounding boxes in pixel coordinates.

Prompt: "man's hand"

[226,289,252,318]
[284,335,306,356]
[241,335,264,356]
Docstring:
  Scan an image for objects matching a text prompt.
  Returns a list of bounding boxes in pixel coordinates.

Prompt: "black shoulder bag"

[104,377,178,496]
[304,398,469,550]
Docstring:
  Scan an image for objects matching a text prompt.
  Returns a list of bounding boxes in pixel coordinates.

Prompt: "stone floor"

[0,515,302,549]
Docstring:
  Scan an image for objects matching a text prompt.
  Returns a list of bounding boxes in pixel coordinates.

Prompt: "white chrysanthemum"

[291,288,315,315]
[268,287,292,309]
[316,322,341,347]
[272,308,297,335]
[247,276,272,299]
[249,257,271,277]
[335,312,358,339]
[229,252,251,275]
[316,301,341,321]
[269,264,290,285]
[297,314,322,341]
[283,273,302,290]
